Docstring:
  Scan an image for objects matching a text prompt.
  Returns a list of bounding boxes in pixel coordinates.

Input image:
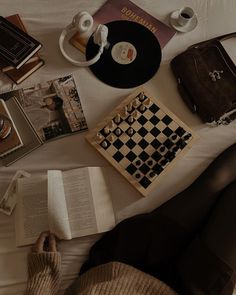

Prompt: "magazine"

[0,74,88,166]
[70,0,176,53]
[0,75,88,142]
[15,167,115,246]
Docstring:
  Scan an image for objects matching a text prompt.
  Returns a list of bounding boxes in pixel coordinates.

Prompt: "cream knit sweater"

[25,252,178,295]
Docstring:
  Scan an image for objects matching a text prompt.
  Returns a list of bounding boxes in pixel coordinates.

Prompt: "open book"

[0,74,88,166]
[15,167,115,247]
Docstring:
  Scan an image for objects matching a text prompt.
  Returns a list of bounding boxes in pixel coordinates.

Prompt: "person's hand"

[32,231,58,253]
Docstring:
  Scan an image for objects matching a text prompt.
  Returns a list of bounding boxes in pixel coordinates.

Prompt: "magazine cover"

[70,0,176,53]
[0,75,88,142]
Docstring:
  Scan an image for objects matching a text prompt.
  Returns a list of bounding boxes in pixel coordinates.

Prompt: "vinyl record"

[86,20,162,88]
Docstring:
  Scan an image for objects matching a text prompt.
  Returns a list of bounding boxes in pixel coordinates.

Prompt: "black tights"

[80,143,236,295]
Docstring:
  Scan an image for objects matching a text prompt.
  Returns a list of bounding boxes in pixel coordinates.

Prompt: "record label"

[86,20,162,88]
[111,41,137,65]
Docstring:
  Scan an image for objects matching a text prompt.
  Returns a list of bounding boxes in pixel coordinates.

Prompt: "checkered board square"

[86,87,197,197]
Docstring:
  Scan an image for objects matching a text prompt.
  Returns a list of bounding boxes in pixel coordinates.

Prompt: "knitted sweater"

[25,252,178,295]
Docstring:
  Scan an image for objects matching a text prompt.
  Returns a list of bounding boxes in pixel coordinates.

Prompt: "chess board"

[86,88,197,197]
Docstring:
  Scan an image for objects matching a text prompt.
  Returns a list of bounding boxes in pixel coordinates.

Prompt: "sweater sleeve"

[25,252,61,295]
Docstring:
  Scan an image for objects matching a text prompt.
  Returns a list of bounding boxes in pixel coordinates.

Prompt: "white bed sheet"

[0,0,235,294]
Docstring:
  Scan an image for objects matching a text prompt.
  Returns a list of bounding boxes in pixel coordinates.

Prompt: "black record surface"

[86,20,162,88]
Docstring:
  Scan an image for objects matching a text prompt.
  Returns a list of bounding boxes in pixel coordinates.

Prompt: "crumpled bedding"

[0,0,235,293]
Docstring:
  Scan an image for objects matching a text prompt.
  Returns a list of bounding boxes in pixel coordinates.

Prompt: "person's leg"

[157,142,236,233]
[175,181,236,295]
[80,143,236,279]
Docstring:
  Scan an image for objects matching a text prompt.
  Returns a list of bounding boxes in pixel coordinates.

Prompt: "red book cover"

[70,0,175,53]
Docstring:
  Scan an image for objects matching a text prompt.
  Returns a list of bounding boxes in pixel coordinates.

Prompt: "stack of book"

[0,14,44,84]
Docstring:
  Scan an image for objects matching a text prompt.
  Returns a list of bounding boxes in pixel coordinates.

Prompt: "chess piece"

[135,173,141,179]
[139,92,145,101]
[177,127,185,136]
[128,116,134,124]
[127,103,133,112]
[127,128,134,136]
[115,128,122,136]
[144,97,151,106]
[114,114,121,124]
[133,98,140,108]
[108,134,115,143]
[104,126,110,134]
[139,104,146,112]
[153,165,163,174]
[102,140,108,148]
[183,133,191,140]
[159,146,166,154]
[149,171,156,178]
[172,145,180,153]
[166,152,175,161]
[160,158,168,166]
[123,106,128,117]
[96,132,103,141]
[109,120,115,129]
[171,133,178,142]
[133,110,138,118]
[177,139,186,149]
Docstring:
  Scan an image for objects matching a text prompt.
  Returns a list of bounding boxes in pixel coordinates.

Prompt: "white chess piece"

[114,114,121,124]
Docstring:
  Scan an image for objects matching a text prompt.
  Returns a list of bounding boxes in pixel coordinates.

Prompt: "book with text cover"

[5,59,45,85]
[15,167,115,246]
[0,14,44,84]
[70,0,176,53]
[0,16,42,69]
[0,74,88,166]
[0,14,41,72]
[0,99,23,157]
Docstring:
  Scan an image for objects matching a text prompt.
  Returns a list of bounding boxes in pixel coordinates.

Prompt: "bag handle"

[189,32,236,49]
[207,109,236,126]
[216,32,236,41]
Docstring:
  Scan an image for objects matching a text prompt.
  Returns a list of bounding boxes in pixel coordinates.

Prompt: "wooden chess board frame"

[86,87,198,197]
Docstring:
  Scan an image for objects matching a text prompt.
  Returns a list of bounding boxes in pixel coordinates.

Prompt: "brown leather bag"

[170,33,236,126]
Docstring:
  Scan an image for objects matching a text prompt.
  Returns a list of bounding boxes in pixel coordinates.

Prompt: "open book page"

[10,75,88,142]
[15,175,48,246]
[47,171,72,240]
[62,167,98,238]
[88,167,115,232]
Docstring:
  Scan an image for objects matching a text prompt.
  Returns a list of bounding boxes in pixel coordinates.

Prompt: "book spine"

[1,56,40,73]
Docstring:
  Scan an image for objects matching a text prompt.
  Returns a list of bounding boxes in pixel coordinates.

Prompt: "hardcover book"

[70,0,176,53]
[0,15,42,69]
[0,74,88,166]
[0,14,41,72]
[0,14,44,84]
[5,59,45,85]
[15,167,115,246]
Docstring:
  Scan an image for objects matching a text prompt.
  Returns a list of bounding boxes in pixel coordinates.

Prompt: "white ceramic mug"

[178,7,195,26]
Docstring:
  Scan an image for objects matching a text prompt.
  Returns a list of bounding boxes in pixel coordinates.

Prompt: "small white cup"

[178,7,195,26]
